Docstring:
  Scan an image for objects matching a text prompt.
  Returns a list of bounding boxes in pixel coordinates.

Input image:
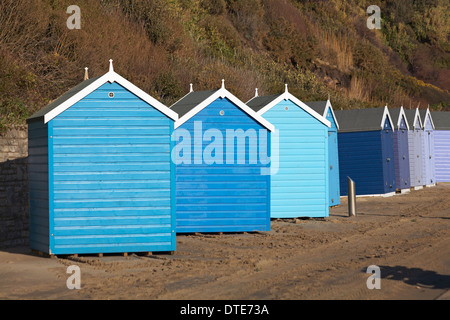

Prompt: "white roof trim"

[174,87,275,131]
[413,107,423,129]
[256,91,331,128]
[397,106,410,131]
[324,99,339,130]
[43,68,178,123]
[422,107,435,130]
[381,105,396,132]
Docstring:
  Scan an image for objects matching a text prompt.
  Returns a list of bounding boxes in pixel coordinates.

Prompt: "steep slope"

[0,0,448,128]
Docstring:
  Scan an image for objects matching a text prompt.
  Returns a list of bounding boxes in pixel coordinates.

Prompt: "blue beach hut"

[334,106,396,197]
[404,108,424,189]
[419,108,436,187]
[389,107,411,192]
[169,81,274,233]
[26,60,179,255]
[246,86,331,218]
[306,99,341,207]
[430,111,450,182]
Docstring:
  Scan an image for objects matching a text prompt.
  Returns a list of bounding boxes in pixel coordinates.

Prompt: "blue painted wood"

[381,119,396,193]
[174,97,271,233]
[260,99,329,218]
[434,130,450,182]
[392,117,411,190]
[409,128,423,187]
[338,118,396,196]
[339,131,383,196]
[325,108,340,207]
[29,81,176,255]
[421,113,436,185]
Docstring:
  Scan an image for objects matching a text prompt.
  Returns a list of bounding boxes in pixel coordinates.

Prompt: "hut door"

[425,130,434,184]
[328,130,339,205]
[382,121,395,193]
[414,129,423,185]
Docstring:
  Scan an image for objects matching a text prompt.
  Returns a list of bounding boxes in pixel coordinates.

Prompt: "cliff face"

[1,0,449,128]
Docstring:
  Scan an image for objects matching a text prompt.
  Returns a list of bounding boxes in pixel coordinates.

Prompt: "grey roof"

[388,108,404,129]
[305,101,327,116]
[169,89,219,117]
[246,94,283,112]
[333,107,387,132]
[27,76,102,123]
[431,111,450,130]
[403,108,421,128]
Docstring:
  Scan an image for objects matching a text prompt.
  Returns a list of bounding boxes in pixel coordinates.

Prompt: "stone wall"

[0,125,29,248]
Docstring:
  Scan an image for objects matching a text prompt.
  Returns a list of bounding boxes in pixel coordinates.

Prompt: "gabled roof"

[169,81,275,131]
[27,60,178,123]
[245,85,330,127]
[403,108,423,129]
[419,107,435,130]
[430,111,450,130]
[388,106,410,130]
[305,99,339,130]
[333,106,395,132]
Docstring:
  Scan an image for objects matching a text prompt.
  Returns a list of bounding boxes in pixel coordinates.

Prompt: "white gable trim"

[173,87,275,131]
[381,105,396,132]
[397,106,410,131]
[256,92,331,128]
[413,108,423,130]
[43,70,178,123]
[324,99,339,130]
[422,107,435,130]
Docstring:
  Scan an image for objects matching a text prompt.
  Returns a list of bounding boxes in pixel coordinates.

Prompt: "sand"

[0,183,449,301]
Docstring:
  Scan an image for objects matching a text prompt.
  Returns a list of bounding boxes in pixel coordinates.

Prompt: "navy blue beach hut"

[389,107,411,192]
[334,106,396,197]
[169,81,274,233]
[431,111,450,182]
[26,60,178,255]
[306,99,341,207]
[246,86,331,218]
[404,108,424,189]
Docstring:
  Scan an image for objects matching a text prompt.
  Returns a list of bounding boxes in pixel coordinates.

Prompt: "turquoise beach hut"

[246,85,331,218]
[306,99,341,207]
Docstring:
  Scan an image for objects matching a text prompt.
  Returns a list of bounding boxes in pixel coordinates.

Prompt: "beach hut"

[431,111,450,182]
[389,107,411,192]
[334,106,396,197]
[306,99,341,207]
[26,60,178,255]
[404,108,424,189]
[419,108,436,187]
[169,81,274,233]
[246,86,331,218]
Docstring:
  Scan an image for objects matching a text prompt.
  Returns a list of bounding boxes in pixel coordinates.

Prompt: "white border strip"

[44,68,178,123]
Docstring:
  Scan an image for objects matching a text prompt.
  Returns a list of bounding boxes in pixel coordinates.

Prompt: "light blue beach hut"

[389,107,411,192]
[306,99,341,207]
[419,108,436,187]
[431,111,450,182]
[404,108,424,189]
[246,85,331,218]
